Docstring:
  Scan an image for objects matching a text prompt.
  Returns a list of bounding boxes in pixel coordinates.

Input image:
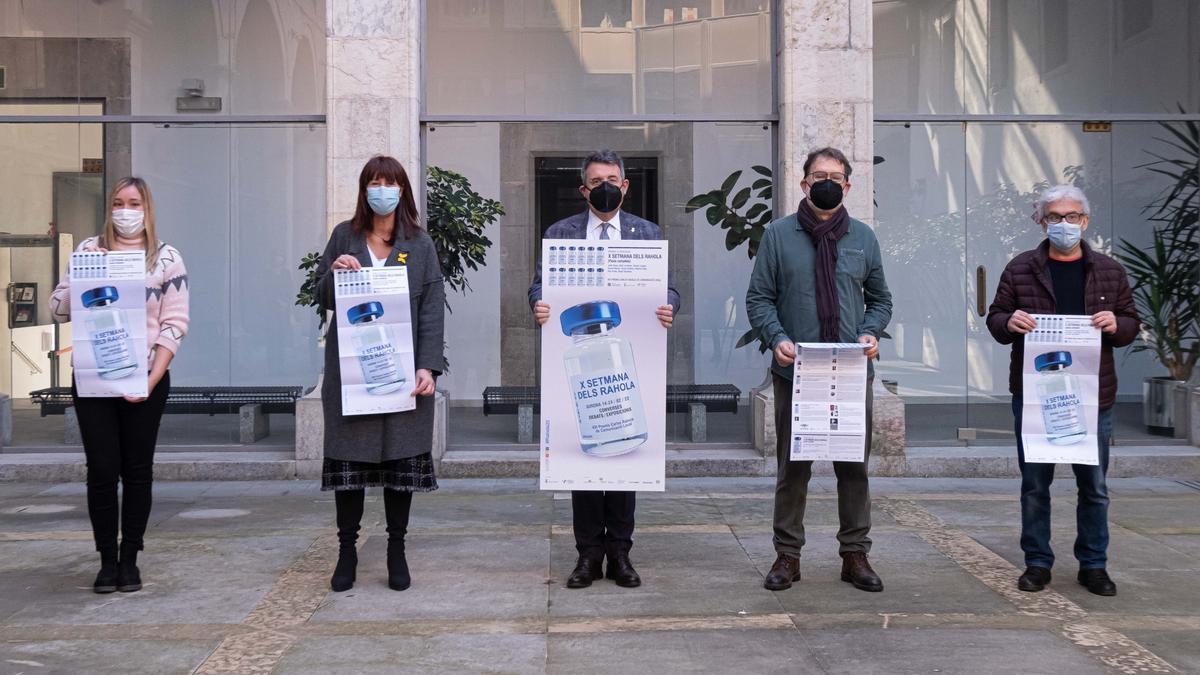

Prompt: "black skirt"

[321,453,438,492]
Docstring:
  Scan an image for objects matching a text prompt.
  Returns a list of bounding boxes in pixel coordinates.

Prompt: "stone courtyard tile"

[797,627,1109,674]
[276,634,547,674]
[547,532,781,619]
[734,528,1018,616]
[906,498,1023,528]
[0,535,314,626]
[1120,629,1200,674]
[1106,495,1200,531]
[0,638,220,673]
[547,628,825,673]
[612,494,726,526]
[309,533,549,622]
[406,491,554,530]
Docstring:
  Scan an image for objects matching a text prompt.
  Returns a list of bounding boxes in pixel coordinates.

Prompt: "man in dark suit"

[528,149,681,589]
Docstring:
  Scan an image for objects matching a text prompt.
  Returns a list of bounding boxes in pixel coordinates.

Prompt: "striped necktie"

[599,222,612,240]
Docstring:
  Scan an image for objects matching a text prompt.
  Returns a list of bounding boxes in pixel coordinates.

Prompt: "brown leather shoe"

[840,551,883,592]
[605,553,642,588]
[566,556,603,589]
[763,553,801,591]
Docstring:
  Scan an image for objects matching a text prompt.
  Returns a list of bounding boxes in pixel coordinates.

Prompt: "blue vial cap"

[348,301,385,324]
[1034,351,1072,371]
[81,286,119,308]
[560,300,621,335]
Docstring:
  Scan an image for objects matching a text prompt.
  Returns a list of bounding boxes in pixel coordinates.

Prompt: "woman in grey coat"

[315,155,445,593]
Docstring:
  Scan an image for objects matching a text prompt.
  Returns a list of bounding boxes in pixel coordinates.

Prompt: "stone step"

[0,451,300,482]
[2,446,1197,482]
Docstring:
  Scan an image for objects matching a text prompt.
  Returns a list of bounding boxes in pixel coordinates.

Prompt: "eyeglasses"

[1044,212,1085,224]
[807,172,847,185]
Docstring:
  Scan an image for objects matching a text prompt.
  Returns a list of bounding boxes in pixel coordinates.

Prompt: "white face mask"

[111,209,145,237]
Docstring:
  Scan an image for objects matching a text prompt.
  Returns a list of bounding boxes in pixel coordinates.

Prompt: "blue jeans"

[1013,398,1113,570]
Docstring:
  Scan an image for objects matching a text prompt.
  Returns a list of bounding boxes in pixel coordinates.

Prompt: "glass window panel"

[426,121,769,449]
[425,2,773,116]
[874,0,1200,116]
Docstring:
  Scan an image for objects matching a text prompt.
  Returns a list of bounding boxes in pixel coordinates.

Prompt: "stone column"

[777,0,873,222]
[326,0,421,232]
[756,1,893,461]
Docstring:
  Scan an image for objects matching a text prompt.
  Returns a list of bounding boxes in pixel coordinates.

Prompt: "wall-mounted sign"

[82,158,104,173]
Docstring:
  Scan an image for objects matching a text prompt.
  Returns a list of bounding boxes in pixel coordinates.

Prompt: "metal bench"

[30,385,304,444]
[481,384,741,443]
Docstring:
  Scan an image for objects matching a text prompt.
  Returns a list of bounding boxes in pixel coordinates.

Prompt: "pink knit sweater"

[49,236,190,363]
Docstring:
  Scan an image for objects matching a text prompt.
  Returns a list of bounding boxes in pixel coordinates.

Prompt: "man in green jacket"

[746,147,893,593]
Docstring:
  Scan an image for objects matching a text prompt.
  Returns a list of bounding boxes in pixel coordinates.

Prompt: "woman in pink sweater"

[49,176,189,594]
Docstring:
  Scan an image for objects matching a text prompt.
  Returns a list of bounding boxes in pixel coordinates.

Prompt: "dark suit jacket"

[527,209,682,313]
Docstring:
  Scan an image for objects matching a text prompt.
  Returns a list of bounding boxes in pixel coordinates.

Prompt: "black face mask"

[588,181,624,213]
[808,179,844,211]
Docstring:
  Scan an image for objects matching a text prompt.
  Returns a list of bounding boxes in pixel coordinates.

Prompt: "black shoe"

[93,549,118,594]
[387,540,410,591]
[605,553,641,588]
[1018,566,1052,592]
[840,551,883,592]
[330,547,357,592]
[116,542,142,593]
[763,553,801,591]
[1078,568,1117,596]
[566,556,603,589]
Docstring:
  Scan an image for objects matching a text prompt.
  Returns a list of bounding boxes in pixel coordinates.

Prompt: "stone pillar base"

[688,402,707,442]
[239,404,270,443]
[64,406,82,445]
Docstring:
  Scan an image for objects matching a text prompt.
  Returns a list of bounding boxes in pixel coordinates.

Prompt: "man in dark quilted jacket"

[986,184,1139,597]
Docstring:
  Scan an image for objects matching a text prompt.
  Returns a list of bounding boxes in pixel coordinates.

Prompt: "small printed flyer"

[789,343,869,463]
[539,239,668,492]
[70,250,148,398]
[334,267,416,416]
[1021,314,1101,465]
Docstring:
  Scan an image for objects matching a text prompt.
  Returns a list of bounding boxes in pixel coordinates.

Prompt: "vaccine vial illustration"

[561,301,648,456]
[1034,350,1087,445]
[348,301,406,395]
[82,286,139,380]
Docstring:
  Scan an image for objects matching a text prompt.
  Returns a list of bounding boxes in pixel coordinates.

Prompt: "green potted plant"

[1115,112,1199,433]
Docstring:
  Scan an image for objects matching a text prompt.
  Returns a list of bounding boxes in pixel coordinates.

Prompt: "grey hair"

[1033,184,1090,222]
[581,150,625,183]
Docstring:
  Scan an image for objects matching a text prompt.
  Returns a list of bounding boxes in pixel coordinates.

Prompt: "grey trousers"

[772,372,873,557]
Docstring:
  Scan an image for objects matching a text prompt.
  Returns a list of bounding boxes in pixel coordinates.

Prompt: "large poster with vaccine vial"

[539,239,669,492]
[334,268,417,416]
[1021,314,1102,465]
[70,251,149,398]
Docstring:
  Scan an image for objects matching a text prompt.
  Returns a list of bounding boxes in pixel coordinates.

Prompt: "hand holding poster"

[70,251,148,398]
[539,240,668,491]
[334,267,416,416]
[1021,314,1101,465]
[790,343,869,462]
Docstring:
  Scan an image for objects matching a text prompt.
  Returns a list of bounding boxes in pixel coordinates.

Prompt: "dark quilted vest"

[986,241,1140,409]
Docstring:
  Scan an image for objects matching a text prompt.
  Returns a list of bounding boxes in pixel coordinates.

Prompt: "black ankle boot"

[384,489,413,591]
[116,542,142,593]
[387,539,410,591]
[331,489,364,592]
[93,548,118,594]
[330,546,358,592]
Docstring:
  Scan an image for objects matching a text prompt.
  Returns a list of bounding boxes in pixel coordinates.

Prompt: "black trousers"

[572,490,635,560]
[72,372,170,553]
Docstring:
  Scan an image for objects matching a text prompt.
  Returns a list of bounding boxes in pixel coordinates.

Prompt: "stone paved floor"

[0,477,1198,674]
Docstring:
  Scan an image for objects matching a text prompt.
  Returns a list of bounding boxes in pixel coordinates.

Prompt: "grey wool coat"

[316,220,446,463]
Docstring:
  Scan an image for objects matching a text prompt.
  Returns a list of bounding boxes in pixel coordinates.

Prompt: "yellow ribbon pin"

[396,252,408,264]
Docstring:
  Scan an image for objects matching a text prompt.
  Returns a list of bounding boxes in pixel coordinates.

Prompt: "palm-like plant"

[1116,109,1199,381]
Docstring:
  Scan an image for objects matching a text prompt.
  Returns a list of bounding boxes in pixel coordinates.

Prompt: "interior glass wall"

[0,1,326,450]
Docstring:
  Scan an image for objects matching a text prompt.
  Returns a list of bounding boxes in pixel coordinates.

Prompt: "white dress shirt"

[586,209,622,241]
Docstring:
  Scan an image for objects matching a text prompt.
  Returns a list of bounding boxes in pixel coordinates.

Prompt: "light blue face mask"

[1047,221,1082,253]
[366,185,401,216]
